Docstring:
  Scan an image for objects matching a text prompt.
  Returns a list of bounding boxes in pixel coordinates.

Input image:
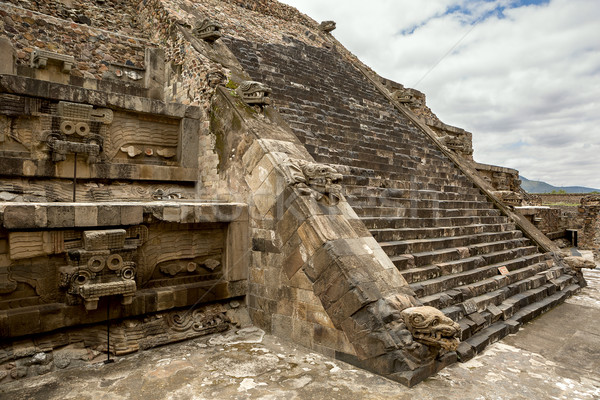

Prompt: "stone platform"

[2,265,598,400]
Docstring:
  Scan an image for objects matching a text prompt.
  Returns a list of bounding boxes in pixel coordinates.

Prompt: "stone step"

[400,246,540,284]
[434,246,539,276]
[347,196,496,210]
[304,130,449,158]
[508,283,580,324]
[342,175,480,193]
[442,266,565,323]
[361,215,510,230]
[370,222,517,242]
[456,283,581,361]
[380,231,522,256]
[410,252,547,297]
[393,238,532,270]
[420,259,554,312]
[343,184,487,202]
[353,206,502,219]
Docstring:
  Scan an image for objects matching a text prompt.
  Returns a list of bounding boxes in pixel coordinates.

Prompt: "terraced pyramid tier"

[225,36,580,359]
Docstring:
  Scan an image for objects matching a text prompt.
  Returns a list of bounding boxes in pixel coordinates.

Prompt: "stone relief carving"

[401,306,461,351]
[30,49,75,73]
[152,188,183,200]
[319,21,336,33]
[237,81,272,106]
[166,307,229,334]
[281,158,343,206]
[58,228,145,310]
[42,101,113,163]
[193,19,222,42]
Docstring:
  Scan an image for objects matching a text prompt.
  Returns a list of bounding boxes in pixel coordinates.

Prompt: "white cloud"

[280,0,600,188]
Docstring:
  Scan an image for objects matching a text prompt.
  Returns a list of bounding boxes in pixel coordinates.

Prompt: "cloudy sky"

[280,0,600,188]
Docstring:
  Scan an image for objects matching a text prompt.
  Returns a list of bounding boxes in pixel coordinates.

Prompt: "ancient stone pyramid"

[0,0,584,386]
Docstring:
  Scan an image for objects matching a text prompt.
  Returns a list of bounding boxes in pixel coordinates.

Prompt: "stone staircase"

[225,36,580,360]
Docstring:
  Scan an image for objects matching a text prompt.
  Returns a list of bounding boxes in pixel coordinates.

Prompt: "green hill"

[521,176,600,194]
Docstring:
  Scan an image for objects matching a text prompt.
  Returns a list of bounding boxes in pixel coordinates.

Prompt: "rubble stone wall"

[539,193,590,205]
[0,2,151,80]
[579,196,600,254]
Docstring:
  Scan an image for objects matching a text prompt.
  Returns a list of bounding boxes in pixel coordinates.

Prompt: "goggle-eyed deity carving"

[42,101,113,163]
[58,226,146,310]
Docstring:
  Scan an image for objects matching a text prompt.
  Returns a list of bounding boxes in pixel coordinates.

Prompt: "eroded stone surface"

[1,269,599,399]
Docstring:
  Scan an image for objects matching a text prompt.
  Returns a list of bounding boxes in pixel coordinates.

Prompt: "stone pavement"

[1,266,599,400]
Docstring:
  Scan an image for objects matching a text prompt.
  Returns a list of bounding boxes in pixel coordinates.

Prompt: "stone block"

[253,170,282,217]
[271,314,293,339]
[313,324,343,349]
[225,220,250,282]
[242,139,266,173]
[291,318,314,349]
[156,290,174,311]
[486,304,503,322]
[97,205,120,226]
[179,118,200,169]
[456,341,475,362]
[3,205,47,229]
[246,153,275,192]
[7,307,41,337]
[326,284,380,326]
[307,307,335,329]
[162,206,181,222]
[0,38,16,75]
[74,206,98,227]
[303,243,334,282]
[283,247,304,280]
[276,206,302,246]
[120,206,143,226]
[351,330,397,359]
[83,229,126,251]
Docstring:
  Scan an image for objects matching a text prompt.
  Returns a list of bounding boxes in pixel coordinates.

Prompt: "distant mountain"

[520,176,600,194]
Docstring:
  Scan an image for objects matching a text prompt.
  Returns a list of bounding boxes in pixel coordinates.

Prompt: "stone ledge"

[0,157,198,182]
[0,74,201,119]
[1,280,247,338]
[0,202,248,229]
[473,162,519,175]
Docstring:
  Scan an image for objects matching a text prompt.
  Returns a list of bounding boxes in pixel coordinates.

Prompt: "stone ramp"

[225,36,580,360]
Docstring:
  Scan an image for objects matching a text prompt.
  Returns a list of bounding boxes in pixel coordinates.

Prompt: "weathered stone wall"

[2,0,148,38]
[0,2,151,80]
[579,196,600,255]
[0,0,252,383]
[539,193,590,205]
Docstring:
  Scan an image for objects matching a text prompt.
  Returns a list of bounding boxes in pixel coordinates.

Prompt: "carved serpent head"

[238,81,272,105]
[193,19,222,42]
[300,162,343,205]
[401,306,461,351]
